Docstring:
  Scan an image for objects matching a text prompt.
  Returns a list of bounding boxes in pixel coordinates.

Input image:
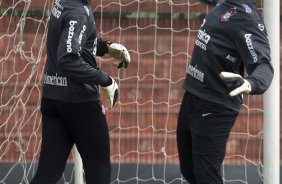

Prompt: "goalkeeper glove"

[199,0,218,6]
[219,72,252,96]
[108,43,131,68]
[102,77,119,109]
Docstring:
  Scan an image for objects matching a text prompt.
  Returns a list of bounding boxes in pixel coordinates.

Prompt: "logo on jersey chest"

[187,64,204,82]
[258,24,265,31]
[226,55,237,63]
[220,7,236,22]
[195,29,211,51]
[242,4,252,13]
[51,0,64,18]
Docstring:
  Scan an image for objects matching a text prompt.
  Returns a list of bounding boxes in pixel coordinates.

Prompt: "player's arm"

[81,48,119,109]
[220,21,273,96]
[57,14,111,87]
[95,38,109,56]
[96,38,131,68]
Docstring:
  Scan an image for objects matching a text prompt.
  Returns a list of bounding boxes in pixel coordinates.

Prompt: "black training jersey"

[42,0,111,103]
[183,0,273,111]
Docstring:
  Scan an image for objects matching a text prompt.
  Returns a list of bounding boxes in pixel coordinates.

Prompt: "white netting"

[0,0,266,183]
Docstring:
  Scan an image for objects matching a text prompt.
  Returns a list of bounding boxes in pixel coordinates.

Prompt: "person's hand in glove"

[102,77,119,109]
[219,72,252,96]
[108,43,131,68]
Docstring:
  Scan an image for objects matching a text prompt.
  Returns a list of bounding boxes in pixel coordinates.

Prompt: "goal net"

[0,0,271,183]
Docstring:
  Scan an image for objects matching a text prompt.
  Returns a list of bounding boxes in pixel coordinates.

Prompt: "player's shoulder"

[236,3,267,35]
[60,0,92,18]
[219,0,260,22]
[220,1,264,30]
[237,3,262,22]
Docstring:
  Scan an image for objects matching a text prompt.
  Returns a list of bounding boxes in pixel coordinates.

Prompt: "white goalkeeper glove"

[219,72,252,96]
[102,77,119,109]
[108,43,131,68]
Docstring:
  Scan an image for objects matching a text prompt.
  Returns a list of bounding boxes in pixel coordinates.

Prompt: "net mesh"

[0,0,265,183]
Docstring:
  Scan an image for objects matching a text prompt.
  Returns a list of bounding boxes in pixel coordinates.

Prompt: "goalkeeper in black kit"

[177,0,273,184]
[30,0,130,183]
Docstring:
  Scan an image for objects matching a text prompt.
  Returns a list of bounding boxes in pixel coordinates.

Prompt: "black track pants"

[30,98,111,184]
[177,91,238,184]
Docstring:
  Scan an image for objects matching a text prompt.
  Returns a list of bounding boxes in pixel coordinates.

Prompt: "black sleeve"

[96,38,111,56]
[234,20,274,94]
[57,13,110,86]
[246,63,273,94]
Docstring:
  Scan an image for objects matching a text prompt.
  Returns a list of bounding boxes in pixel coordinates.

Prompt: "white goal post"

[263,0,280,184]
